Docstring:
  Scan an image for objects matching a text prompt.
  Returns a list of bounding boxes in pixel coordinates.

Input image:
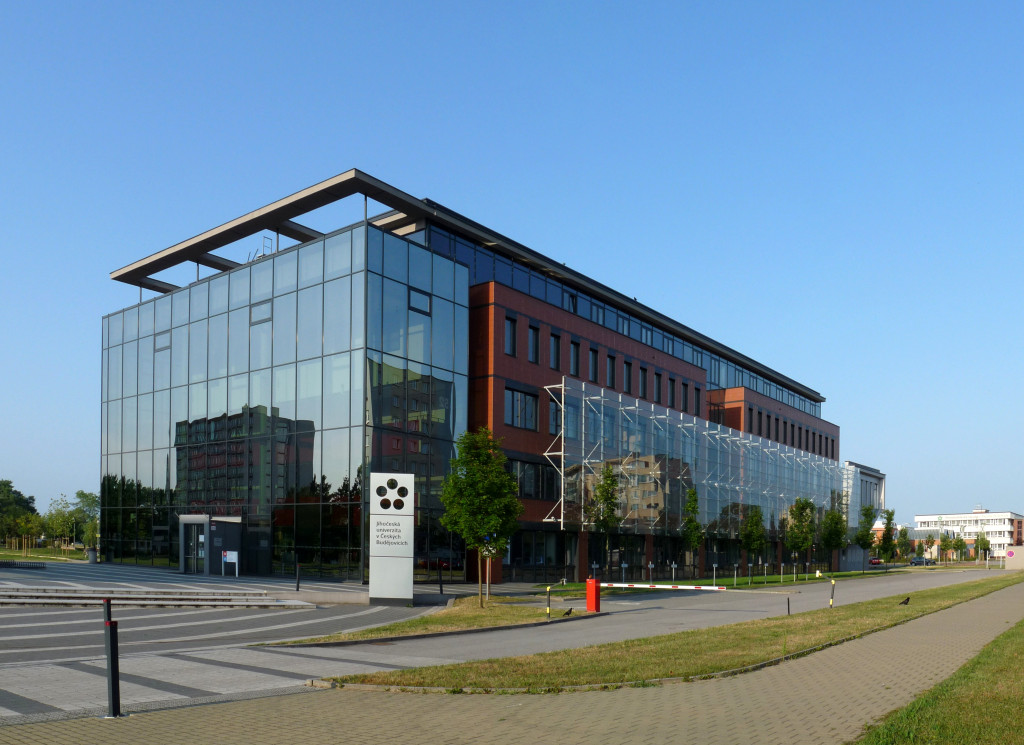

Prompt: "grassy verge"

[857,616,1024,744]
[285,595,550,643]
[0,548,83,563]
[330,572,1024,691]
[543,565,990,597]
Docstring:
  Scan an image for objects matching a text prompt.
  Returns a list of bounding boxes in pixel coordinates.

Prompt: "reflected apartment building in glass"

[102,170,880,581]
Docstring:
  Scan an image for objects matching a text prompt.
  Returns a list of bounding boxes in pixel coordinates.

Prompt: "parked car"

[869,557,883,565]
[910,557,936,566]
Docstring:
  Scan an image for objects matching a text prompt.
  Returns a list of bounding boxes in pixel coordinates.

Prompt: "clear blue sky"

[2,1,1021,526]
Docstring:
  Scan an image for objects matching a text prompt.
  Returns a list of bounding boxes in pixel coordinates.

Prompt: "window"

[570,341,580,377]
[606,355,616,389]
[681,382,689,413]
[528,326,539,363]
[693,386,700,417]
[748,407,754,433]
[654,372,662,404]
[639,368,648,399]
[550,334,560,370]
[623,361,632,394]
[250,300,272,324]
[504,317,517,356]
[588,348,598,382]
[775,417,780,441]
[668,377,675,408]
[504,388,537,430]
[409,288,431,314]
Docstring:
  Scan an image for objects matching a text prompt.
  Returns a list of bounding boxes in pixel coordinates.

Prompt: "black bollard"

[103,599,121,718]
[438,563,444,595]
[295,562,301,592]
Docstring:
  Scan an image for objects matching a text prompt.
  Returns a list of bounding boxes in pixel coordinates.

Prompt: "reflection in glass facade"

[551,379,847,569]
[101,224,468,577]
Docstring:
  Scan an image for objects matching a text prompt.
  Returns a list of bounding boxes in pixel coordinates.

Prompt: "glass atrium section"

[548,379,846,566]
[101,223,469,578]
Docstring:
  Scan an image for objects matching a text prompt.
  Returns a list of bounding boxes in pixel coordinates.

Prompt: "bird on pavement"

[899,597,910,606]
[562,608,573,617]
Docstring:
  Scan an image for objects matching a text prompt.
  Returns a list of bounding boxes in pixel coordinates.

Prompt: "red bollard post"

[586,578,601,613]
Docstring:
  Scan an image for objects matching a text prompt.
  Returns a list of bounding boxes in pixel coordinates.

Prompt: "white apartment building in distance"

[915,508,1023,558]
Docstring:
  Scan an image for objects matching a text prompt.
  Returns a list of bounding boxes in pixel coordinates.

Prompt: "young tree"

[897,527,911,562]
[680,488,704,577]
[583,463,622,574]
[45,495,74,547]
[877,509,896,563]
[820,509,847,572]
[925,533,936,559]
[939,533,953,565]
[440,428,523,607]
[853,503,877,572]
[786,498,816,568]
[739,505,767,568]
[976,531,991,560]
[952,536,967,562]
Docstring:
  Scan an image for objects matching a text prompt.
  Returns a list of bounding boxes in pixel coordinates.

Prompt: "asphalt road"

[0,562,1005,724]
[0,562,435,665]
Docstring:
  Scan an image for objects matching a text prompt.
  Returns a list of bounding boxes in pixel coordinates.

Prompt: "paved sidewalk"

[1,581,1022,745]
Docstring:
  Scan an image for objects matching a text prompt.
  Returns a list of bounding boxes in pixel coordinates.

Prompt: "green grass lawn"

[329,572,1024,691]
[285,595,551,643]
[0,547,84,563]
[856,616,1024,744]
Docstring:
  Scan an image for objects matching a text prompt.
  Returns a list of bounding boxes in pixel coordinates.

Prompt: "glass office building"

[101,223,468,577]
[103,170,880,580]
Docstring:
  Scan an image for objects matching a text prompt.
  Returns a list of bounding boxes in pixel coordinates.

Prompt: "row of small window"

[430,225,820,417]
[504,318,701,415]
[747,406,836,459]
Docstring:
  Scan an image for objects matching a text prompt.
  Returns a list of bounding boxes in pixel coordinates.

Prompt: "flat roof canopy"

[112,169,824,404]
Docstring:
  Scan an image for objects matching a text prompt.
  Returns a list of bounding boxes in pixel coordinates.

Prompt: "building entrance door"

[183,523,206,574]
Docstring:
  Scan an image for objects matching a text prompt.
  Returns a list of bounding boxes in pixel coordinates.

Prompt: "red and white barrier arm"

[598,583,726,591]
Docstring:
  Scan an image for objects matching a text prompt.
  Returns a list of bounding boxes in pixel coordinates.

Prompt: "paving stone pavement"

[2,582,1023,745]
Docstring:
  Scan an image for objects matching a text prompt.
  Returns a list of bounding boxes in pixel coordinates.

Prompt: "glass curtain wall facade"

[101,224,468,578]
[551,379,847,572]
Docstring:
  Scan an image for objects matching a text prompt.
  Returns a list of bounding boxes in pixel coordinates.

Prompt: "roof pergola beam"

[137,277,180,293]
[277,219,324,243]
[194,253,241,272]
